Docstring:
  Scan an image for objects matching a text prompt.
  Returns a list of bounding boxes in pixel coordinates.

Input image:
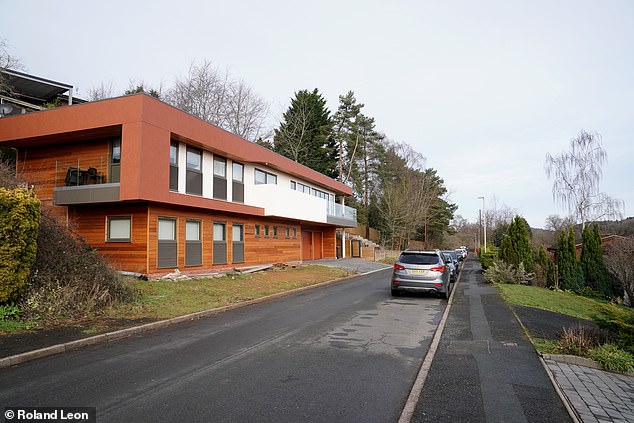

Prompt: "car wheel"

[391,288,400,297]
[443,284,451,300]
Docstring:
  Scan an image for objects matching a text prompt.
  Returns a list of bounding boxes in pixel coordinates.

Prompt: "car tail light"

[434,283,443,287]
[394,263,405,271]
[430,265,445,273]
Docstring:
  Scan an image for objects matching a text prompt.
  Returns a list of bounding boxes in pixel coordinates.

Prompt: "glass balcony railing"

[327,202,357,227]
[54,158,111,188]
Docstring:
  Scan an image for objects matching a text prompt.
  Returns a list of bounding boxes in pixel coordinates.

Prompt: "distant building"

[0,69,84,117]
[0,93,356,277]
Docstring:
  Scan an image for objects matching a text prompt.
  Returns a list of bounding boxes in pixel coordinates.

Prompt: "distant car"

[455,248,466,261]
[391,250,452,299]
[441,252,457,282]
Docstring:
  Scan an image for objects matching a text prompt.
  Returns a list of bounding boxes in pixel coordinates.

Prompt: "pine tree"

[273,89,337,178]
[536,244,554,288]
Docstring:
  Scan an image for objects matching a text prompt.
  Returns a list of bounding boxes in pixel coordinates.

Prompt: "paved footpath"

[412,259,573,422]
[545,359,634,423]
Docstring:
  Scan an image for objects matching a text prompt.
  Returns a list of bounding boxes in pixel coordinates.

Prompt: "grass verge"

[115,265,349,320]
[497,283,634,374]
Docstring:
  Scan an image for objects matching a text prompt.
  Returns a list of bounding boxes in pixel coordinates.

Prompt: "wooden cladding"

[66,202,336,276]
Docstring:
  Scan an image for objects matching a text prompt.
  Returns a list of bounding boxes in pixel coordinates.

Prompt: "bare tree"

[166,61,269,142]
[0,38,26,97]
[87,81,116,101]
[545,130,624,227]
[225,79,269,141]
[544,214,576,233]
[604,236,634,306]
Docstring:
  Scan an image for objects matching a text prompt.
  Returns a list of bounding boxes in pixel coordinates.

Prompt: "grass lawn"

[115,265,349,320]
[497,283,634,324]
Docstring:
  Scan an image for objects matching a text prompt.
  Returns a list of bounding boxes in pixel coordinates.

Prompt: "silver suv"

[391,250,452,298]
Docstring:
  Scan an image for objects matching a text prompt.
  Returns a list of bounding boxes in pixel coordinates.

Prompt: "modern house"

[0,93,356,277]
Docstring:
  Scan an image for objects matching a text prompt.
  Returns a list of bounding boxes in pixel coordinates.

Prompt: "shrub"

[478,246,499,270]
[0,188,40,302]
[483,260,534,285]
[589,344,634,374]
[20,210,138,322]
[554,325,613,356]
[0,302,20,320]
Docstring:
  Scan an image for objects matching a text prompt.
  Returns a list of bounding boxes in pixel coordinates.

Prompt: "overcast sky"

[2,0,632,228]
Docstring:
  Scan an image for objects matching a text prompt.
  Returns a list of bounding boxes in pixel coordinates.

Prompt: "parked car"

[391,250,452,299]
[442,252,457,282]
[442,250,460,278]
[456,248,467,260]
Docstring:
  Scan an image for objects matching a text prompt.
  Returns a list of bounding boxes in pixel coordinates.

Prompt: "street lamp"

[478,196,486,253]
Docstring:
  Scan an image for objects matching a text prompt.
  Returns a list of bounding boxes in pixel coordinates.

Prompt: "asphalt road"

[0,269,446,422]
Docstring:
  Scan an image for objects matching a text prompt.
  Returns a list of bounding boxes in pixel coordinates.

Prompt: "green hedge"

[0,188,40,302]
[478,246,499,270]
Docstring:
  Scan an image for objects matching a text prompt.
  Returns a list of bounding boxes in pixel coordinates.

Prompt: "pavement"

[1,257,633,422]
[409,257,634,423]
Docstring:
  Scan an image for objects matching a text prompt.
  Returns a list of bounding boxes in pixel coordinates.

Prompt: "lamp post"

[478,196,486,253]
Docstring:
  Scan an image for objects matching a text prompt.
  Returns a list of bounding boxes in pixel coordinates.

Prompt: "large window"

[158,218,177,268]
[255,168,277,185]
[232,162,244,203]
[213,222,227,265]
[170,142,179,191]
[213,156,227,200]
[109,138,121,183]
[186,147,202,195]
[107,216,131,242]
[185,220,202,266]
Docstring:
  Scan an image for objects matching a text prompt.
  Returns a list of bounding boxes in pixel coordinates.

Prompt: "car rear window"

[399,253,439,265]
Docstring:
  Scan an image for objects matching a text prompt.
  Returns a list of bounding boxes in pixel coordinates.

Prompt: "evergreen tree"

[558,226,581,291]
[581,223,611,298]
[499,215,534,271]
[273,89,337,178]
[536,244,555,288]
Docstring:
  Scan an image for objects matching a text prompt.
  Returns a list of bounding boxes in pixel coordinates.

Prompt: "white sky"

[2,0,633,228]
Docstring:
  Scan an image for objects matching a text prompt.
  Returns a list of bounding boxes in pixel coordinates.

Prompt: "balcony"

[52,158,120,205]
[327,202,357,227]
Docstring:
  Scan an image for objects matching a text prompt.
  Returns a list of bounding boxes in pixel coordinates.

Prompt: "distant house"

[0,93,356,277]
[574,234,628,258]
[0,69,84,116]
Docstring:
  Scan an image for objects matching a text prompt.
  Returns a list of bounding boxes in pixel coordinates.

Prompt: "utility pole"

[478,196,487,253]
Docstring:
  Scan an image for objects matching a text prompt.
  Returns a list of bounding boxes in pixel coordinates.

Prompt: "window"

[255,224,261,238]
[232,162,244,203]
[290,181,296,190]
[158,218,176,241]
[185,220,202,266]
[109,138,121,183]
[292,228,297,239]
[285,227,290,239]
[158,218,177,268]
[255,168,277,185]
[264,225,269,238]
[214,157,226,178]
[107,216,131,242]
[273,226,278,238]
[170,142,178,191]
[186,148,201,171]
[186,147,202,195]
[213,222,227,265]
[213,156,227,200]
